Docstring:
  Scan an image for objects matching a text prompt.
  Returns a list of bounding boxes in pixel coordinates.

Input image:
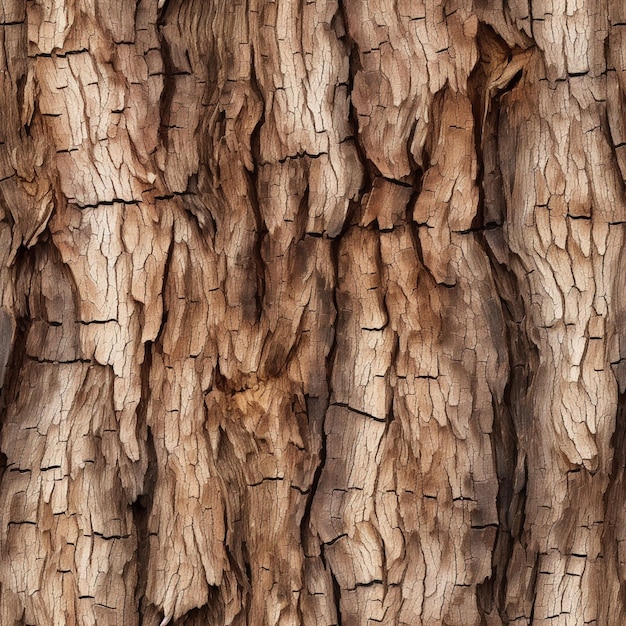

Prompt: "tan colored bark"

[1,1,625,625]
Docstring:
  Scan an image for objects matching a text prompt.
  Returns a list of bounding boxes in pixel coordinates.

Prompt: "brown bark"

[0,1,625,624]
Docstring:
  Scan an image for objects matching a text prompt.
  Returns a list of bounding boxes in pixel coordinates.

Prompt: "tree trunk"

[1,0,625,624]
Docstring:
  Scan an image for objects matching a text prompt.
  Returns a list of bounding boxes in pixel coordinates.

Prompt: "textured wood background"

[1,0,626,624]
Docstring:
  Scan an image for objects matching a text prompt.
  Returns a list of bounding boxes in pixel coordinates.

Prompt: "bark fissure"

[2,1,626,624]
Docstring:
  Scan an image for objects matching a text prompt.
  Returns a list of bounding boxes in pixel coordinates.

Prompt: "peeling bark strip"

[1,0,626,624]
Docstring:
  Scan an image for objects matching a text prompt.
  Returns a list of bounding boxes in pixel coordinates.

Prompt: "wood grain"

[1,1,625,624]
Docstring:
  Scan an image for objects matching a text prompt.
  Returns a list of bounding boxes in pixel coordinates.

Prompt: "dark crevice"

[30,48,89,59]
[153,236,175,347]
[74,198,139,209]
[405,175,426,270]
[327,233,343,393]
[248,475,284,487]
[275,150,329,165]
[330,402,386,423]
[300,394,330,553]
[134,336,157,620]
[156,10,175,154]
[527,550,540,624]
[349,579,383,590]
[479,215,535,624]
[470,21,538,624]
[27,356,92,364]
[324,533,348,547]
[0,312,29,415]
[92,532,131,540]
[0,450,7,481]
[241,539,253,597]
[602,390,626,622]
[0,244,35,457]
[248,55,265,173]
[152,191,194,201]
[246,51,268,329]
[470,23,517,233]
[335,0,378,189]
[329,561,343,626]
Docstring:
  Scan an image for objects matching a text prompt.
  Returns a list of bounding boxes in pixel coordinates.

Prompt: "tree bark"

[1,0,625,624]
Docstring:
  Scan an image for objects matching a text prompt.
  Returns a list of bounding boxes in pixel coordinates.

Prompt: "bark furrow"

[0,1,625,625]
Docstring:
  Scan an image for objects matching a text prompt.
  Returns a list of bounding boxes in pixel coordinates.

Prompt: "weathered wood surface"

[1,0,625,624]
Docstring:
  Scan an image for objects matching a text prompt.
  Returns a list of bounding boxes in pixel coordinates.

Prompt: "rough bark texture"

[1,1,626,624]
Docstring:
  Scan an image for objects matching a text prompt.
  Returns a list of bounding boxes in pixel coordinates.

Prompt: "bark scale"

[0,1,625,625]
